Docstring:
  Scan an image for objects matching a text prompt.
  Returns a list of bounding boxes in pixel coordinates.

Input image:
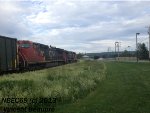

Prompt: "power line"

[121,37,148,52]
[138,37,148,43]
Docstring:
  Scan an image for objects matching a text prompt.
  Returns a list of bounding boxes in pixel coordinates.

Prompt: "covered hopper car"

[0,36,18,72]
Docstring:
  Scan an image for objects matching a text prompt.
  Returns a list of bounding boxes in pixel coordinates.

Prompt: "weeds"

[0,61,105,111]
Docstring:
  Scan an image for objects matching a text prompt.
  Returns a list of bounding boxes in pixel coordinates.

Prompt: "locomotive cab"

[18,40,45,68]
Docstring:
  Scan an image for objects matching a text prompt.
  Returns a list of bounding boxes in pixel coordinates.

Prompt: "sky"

[0,0,150,53]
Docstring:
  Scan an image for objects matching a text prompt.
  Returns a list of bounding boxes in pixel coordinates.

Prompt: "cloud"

[0,1,32,38]
[0,0,150,53]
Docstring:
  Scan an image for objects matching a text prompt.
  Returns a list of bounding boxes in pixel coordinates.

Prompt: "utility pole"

[117,42,119,57]
[108,47,111,58]
[136,33,140,62]
[128,46,131,57]
[148,27,150,61]
[115,42,118,55]
[115,42,117,53]
[118,42,121,57]
[115,42,120,59]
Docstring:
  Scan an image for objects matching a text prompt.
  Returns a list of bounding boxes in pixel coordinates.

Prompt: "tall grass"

[0,61,106,110]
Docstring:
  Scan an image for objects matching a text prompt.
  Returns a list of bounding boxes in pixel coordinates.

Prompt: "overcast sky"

[0,0,150,53]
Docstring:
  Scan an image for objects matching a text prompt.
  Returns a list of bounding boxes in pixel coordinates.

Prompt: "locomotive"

[0,35,77,73]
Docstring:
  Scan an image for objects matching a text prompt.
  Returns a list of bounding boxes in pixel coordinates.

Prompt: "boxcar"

[0,36,18,72]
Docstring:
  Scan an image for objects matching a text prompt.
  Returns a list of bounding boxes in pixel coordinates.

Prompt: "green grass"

[0,61,106,112]
[1,61,150,113]
[53,61,150,113]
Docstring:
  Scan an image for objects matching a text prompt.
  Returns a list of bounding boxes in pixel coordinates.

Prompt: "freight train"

[0,35,77,74]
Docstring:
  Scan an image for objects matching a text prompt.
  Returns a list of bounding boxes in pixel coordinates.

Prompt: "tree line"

[76,43,149,60]
[120,43,149,60]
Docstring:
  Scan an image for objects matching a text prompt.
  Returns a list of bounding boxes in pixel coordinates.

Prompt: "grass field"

[53,61,150,113]
[0,61,106,112]
[0,61,150,113]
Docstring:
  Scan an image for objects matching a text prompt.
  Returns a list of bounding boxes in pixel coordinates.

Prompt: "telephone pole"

[148,27,150,61]
[115,42,118,53]
[108,47,111,58]
[115,42,117,53]
[136,33,140,62]
[115,42,120,58]
[117,42,119,57]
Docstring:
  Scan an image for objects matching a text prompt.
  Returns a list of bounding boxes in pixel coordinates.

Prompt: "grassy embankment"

[54,61,150,113]
[0,61,106,112]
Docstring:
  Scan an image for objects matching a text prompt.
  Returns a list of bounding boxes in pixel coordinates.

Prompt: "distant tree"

[137,43,149,60]
[94,56,99,59]
[120,50,130,57]
[77,53,84,59]
[102,54,107,58]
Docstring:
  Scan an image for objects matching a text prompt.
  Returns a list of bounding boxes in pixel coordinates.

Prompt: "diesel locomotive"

[0,35,77,73]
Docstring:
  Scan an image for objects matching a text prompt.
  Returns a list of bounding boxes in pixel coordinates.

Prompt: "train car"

[18,40,45,69]
[67,51,74,63]
[55,48,65,61]
[49,47,67,64]
[63,50,68,63]
[36,43,50,61]
[72,52,77,62]
[18,41,70,68]
[0,35,77,74]
[0,36,18,73]
[67,51,77,63]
